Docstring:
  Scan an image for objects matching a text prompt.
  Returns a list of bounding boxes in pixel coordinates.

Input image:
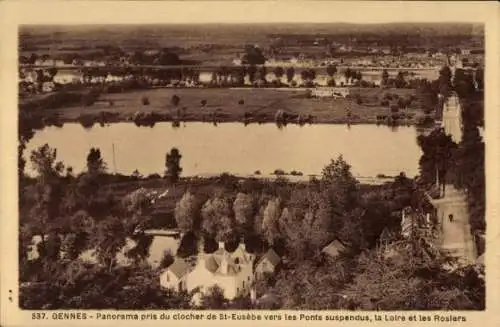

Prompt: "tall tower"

[441,92,462,143]
[440,55,463,144]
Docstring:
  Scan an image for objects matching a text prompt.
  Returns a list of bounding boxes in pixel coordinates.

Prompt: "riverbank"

[20,87,432,128]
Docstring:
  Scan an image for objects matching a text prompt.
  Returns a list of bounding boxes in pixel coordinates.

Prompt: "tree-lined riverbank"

[20,86,436,129]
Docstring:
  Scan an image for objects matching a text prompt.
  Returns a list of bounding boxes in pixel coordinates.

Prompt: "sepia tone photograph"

[8,1,491,317]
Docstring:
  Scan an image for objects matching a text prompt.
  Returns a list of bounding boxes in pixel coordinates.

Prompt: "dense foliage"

[18,139,484,309]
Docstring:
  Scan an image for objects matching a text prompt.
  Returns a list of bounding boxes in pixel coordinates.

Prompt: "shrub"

[77,114,96,129]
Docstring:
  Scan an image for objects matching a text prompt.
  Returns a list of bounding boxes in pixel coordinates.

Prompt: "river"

[24,122,422,179]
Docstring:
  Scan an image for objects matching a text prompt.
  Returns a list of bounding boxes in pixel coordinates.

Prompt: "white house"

[255,248,280,278]
[311,87,349,98]
[42,81,55,93]
[160,241,255,300]
[321,239,348,259]
[53,71,83,85]
[160,258,191,292]
[104,74,124,83]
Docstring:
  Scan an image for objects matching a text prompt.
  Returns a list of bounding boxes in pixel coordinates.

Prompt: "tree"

[233,192,255,229]
[300,69,316,86]
[395,71,406,88]
[165,148,182,184]
[417,128,457,195]
[175,191,200,233]
[452,111,485,232]
[201,196,234,242]
[247,65,257,84]
[89,216,127,271]
[47,67,58,81]
[27,144,65,253]
[344,68,353,84]
[270,258,354,309]
[453,68,475,99]
[321,155,359,211]
[273,66,285,83]
[417,80,438,112]
[28,53,38,64]
[262,198,282,246]
[86,148,106,175]
[241,45,266,65]
[30,143,65,180]
[326,64,338,78]
[356,71,363,82]
[158,51,181,66]
[342,226,484,310]
[258,66,268,84]
[286,67,295,84]
[381,69,389,86]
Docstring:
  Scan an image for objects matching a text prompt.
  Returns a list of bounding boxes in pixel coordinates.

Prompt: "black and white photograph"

[2,0,497,321]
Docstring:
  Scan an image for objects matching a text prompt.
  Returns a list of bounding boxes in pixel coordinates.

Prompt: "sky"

[1,1,496,25]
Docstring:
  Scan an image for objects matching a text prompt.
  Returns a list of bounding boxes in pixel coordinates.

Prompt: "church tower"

[440,54,463,144]
[441,92,462,144]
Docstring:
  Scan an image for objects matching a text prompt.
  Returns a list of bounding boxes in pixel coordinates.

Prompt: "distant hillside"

[19,23,483,52]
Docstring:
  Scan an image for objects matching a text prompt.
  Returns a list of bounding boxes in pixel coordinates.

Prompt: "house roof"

[199,243,251,276]
[232,244,252,264]
[168,258,191,279]
[258,248,281,267]
[204,255,219,273]
[322,239,348,257]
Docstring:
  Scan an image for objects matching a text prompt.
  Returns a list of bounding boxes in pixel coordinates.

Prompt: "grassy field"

[42,87,421,124]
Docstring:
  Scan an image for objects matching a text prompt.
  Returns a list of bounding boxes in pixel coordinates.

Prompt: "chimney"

[218,241,225,250]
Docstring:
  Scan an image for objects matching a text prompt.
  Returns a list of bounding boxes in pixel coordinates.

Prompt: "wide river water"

[24,122,422,179]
